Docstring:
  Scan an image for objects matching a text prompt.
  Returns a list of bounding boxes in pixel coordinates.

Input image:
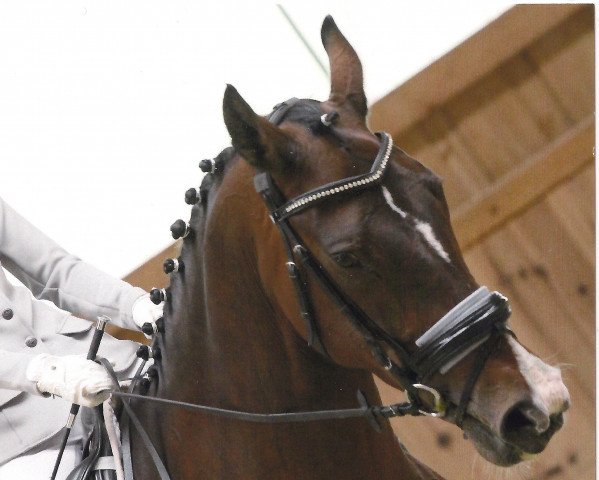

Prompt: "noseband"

[255,99,512,424]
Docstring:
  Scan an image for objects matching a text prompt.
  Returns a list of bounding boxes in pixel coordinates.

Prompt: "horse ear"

[321,16,367,117]
[222,84,296,173]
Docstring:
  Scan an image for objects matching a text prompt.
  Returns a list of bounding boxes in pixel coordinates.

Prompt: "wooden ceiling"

[122,5,594,479]
[369,5,594,479]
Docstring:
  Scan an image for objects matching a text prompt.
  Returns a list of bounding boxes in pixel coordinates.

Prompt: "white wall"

[0,1,511,278]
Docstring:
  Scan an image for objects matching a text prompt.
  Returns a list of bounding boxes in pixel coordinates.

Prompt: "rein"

[99,361,425,480]
[111,387,421,425]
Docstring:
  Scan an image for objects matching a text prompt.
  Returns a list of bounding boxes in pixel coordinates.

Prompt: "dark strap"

[98,358,172,480]
[98,360,425,479]
[413,295,511,380]
[270,132,391,222]
[292,242,418,387]
[109,390,416,425]
[285,258,325,351]
[254,173,327,355]
[98,360,423,425]
[64,406,107,480]
[454,329,502,427]
[122,360,148,480]
[121,398,171,480]
[255,171,418,394]
[266,98,301,125]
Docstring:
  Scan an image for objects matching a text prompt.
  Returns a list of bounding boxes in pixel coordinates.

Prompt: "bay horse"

[130,16,570,479]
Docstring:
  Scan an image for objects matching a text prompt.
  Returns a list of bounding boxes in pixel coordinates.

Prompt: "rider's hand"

[132,293,163,338]
[26,354,113,407]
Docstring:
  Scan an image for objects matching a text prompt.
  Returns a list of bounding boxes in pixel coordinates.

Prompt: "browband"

[271,132,393,222]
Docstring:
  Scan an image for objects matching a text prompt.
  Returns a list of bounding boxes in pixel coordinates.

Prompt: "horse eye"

[332,251,361,268]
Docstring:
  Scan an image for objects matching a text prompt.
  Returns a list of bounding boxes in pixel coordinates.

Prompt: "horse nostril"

[550,412,564,432]
[503,402,549,434]
[522,403,550,433]
[501,401,554,453]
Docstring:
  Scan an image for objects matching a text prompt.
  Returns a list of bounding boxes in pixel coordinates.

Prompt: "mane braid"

[163,147,232,324]
[213,146,236,176]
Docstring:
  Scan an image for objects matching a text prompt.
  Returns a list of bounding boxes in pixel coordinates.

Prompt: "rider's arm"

[0,197,147,330]
[0,349,39,395]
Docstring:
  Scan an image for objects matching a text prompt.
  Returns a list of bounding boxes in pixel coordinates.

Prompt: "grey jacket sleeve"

[0,197,146,330]
[0,349,39,395]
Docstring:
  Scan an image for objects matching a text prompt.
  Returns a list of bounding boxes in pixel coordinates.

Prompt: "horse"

[128,16,570,479]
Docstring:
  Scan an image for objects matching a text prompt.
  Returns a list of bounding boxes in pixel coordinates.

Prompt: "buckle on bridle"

[412,383,446,417]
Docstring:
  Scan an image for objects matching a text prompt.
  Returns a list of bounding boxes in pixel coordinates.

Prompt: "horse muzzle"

[459,375,570,466]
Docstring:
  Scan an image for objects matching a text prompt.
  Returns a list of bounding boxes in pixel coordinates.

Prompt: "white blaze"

[381,186,451,263]
[507,336,570,416]
[414,220,451,263]
[381,186,407,218]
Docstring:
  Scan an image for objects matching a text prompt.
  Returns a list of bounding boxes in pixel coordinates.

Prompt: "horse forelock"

[270,98,324,132]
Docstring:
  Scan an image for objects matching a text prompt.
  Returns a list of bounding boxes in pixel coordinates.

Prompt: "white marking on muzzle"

[381,186,451,263]
[507,336,570,416]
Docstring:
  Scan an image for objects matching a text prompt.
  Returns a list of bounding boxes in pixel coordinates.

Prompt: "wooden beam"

[452,115,595,251]
[109,242,180,343]
[367,4,591,137]
[123,242,180,291]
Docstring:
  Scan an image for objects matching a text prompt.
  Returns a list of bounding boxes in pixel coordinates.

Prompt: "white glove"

[132,293,164,338]
[26,354,113,408]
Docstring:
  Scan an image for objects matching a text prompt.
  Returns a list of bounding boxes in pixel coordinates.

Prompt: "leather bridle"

[59,100,514,480]
[256,99,513,423]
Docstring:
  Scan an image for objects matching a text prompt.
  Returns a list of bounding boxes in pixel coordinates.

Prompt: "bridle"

[255,98,513,423]
[56,100,514,480]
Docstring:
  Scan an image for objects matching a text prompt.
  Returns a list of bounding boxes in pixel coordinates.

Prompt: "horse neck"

[150,161,444,480]
[164,163,378,410]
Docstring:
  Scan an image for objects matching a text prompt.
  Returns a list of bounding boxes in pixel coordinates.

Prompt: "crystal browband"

[269,132,393,223]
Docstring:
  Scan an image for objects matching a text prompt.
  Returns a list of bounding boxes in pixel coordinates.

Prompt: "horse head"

[221,16,569,468]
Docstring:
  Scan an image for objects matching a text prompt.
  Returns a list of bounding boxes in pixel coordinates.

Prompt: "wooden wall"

[368,5,595,479]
